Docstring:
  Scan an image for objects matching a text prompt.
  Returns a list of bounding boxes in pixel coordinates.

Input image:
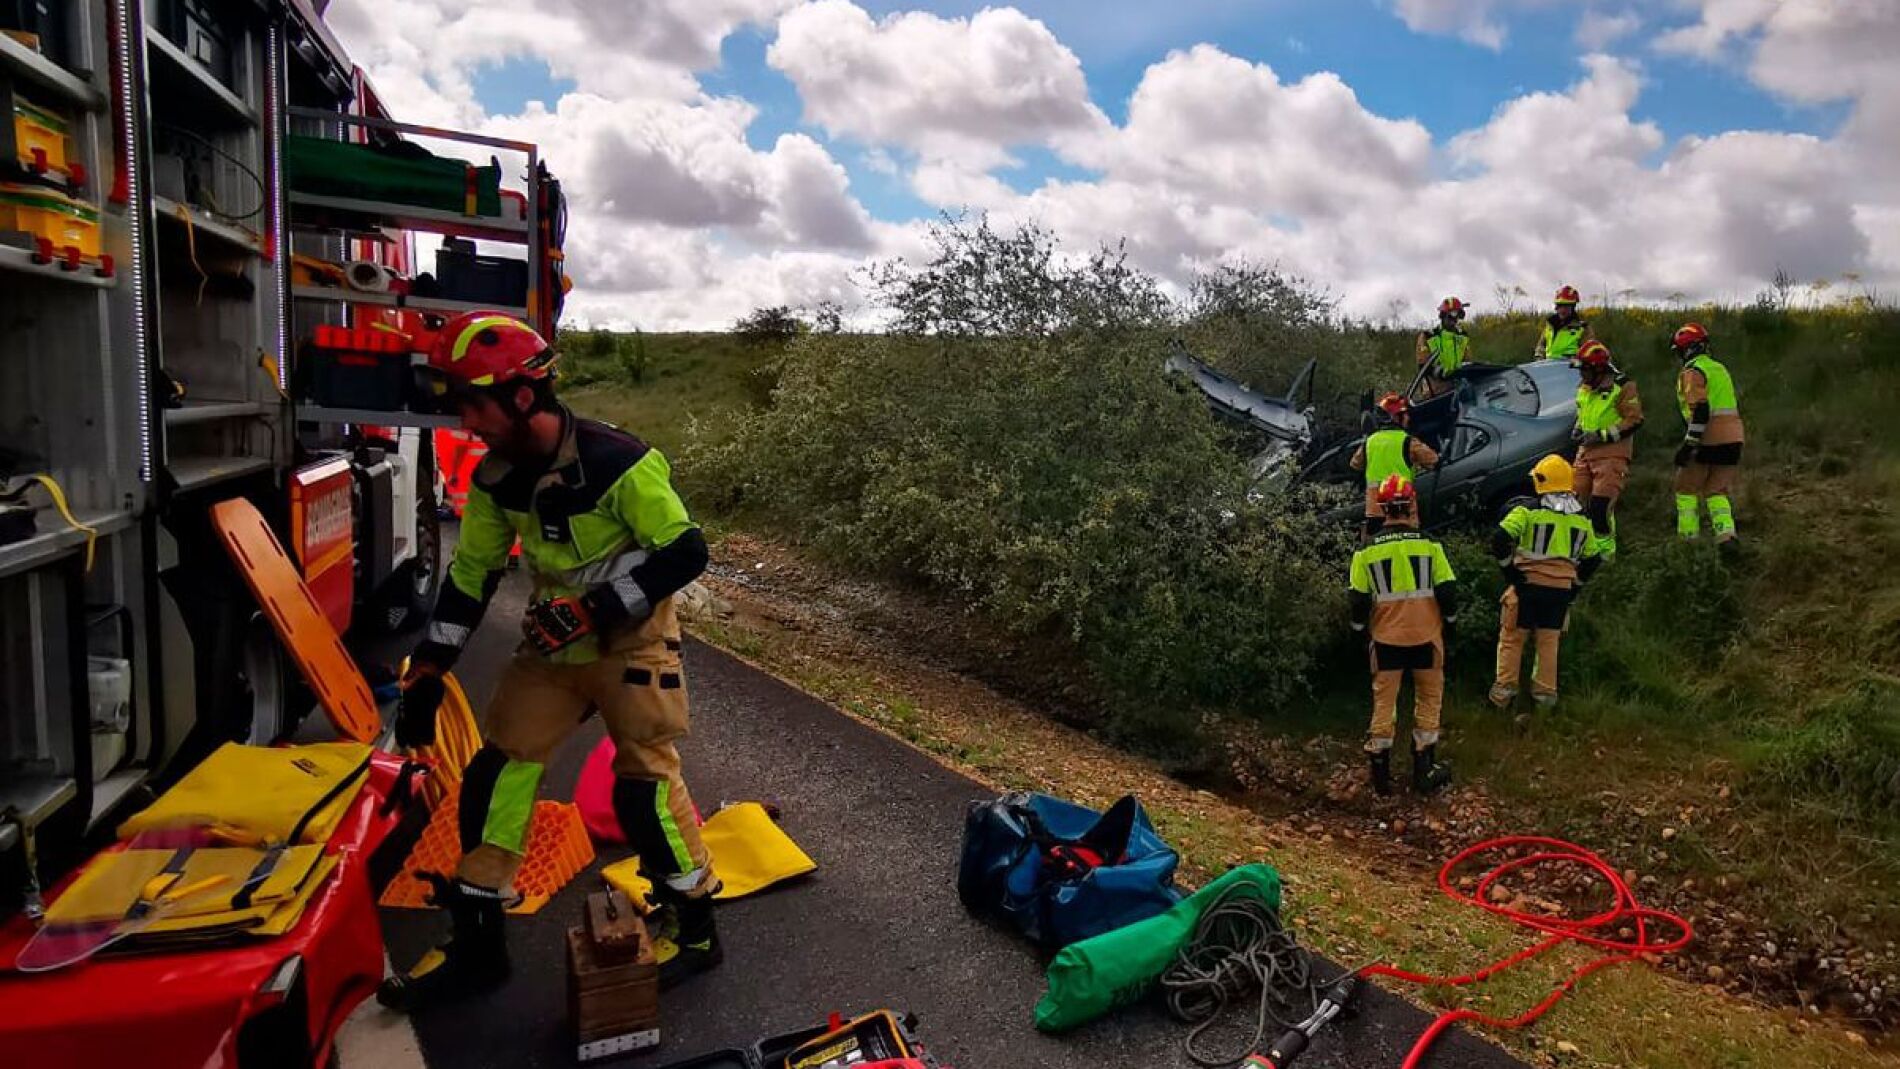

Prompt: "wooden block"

[585,888,646,965]
[567,924,659,1063]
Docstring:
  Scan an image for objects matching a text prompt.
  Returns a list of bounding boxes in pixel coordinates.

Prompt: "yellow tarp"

[43,844,333,940]
[603,802,815,906]
[119,741,372,846]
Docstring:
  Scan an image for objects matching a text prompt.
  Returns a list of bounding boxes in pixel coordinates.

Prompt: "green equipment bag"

[285,136,503,217]
[1033,862,1282,1033]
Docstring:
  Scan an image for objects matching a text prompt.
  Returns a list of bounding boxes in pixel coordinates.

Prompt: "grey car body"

[1170,349,1582,527]
[1163,349,1316,481]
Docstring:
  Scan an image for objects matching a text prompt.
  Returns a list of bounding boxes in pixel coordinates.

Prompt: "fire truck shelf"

[296,405,461,429]
[146,30,256,129]
[290,284,526,317]
[288,192,531,243]
[0,244,115,287]
[164,400,277,426]
[0,32,103,110]
[166,454,272,492]
[0,508,133,580]
[153,195,265,255]
[0,774,76,835]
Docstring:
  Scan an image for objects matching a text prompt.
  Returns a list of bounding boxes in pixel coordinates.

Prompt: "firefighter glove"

[1503,564,1527,592]
[397,667,446,749]
[1673,442,1697,467]
[523,596,595,655]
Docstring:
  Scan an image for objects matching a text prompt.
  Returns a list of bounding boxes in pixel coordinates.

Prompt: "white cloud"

[1389,0,1557,49]
[1652,0,1779,58]
[1082,47,1432,217]
[323,0,887,328]
[1654,0,1900,272]
[945,43,1883,318]
[1575,9,1641,49]
[767,1,1107,163]
[320,0,1900,327]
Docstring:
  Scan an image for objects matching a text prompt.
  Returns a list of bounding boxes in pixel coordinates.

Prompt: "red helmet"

[1554,285,1581,306]
[426,311,555,389]
[1671,322,1711,357]
[1437,296,1466,319]
[1376,474,1416,512]
[1376,392,1409,424]
[1574,339,1613,371]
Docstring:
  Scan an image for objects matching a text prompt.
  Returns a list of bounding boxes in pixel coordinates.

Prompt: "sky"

[323,0,1900,329]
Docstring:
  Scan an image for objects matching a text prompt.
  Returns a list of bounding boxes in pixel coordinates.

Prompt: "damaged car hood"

[1164,350,1315,478]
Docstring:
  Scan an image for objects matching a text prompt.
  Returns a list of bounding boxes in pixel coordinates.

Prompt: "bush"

[1179,263,1386,433]
[1747,682,1900,818]
[694,219,1339,748]
[733,306,806,345]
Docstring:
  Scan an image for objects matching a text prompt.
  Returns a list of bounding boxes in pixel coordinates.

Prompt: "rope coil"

[1160,883,1345,1067]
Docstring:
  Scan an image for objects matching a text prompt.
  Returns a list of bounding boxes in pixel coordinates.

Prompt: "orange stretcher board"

[210,498,382,743]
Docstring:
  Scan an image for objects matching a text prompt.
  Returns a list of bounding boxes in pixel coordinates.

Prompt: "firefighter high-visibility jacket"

[1351,429,1438,488]
[1677,354,1744,447]
[419,407,709,668]
[1534,316,1591,360]
[1575,374,1643,461]
[1348,528,1458,646]
[1417,327,1470,377]
[1491,497,1603,589]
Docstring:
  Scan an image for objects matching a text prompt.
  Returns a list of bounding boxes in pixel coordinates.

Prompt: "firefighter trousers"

[1573,454,1627,555]
[1673,445,1741,541]
[1493,586,1569,702]
[1366,639,1444,752]
[456,601,712,895]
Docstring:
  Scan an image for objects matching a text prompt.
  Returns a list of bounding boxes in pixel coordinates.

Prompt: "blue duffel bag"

[957,792,1182,949]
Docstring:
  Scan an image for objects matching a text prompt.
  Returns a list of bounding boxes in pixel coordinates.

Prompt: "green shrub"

[1747,682,1900,818]
[693,220,1340,749]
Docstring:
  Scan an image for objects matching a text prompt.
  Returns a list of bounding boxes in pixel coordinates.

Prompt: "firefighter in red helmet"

[1532,285,1593,361]
[382,312,721,1012]
[1349,476,1458,795]
[1570,339,1642,557]
[1415,296,1471,397]
[1350,393,1439,541]
[1671,322,1745,543]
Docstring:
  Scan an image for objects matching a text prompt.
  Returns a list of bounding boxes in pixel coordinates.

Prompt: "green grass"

[560,332,778,459]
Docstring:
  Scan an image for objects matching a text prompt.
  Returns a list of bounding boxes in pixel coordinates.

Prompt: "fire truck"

[0,0,563,901]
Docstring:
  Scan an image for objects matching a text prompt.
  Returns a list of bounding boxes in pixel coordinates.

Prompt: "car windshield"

[1469,368,1540,417]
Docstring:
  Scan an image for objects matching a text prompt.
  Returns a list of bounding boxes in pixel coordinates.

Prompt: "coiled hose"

[1362,835,1694,1069]
[1161,836,1693,1068]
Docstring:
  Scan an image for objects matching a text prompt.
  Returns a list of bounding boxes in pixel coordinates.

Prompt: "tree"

[732,306,806,344]
[868,213,1170,337]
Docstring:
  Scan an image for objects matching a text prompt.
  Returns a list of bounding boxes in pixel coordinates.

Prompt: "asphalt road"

[374,563,1530,1069]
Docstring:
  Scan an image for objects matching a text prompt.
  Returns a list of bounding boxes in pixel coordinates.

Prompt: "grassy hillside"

[568,306,1900,1026]
[1304,306,1900,1011]
[559,331,777,460]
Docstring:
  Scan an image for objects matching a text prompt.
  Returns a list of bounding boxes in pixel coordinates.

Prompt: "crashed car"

[1163,347,1316,481]
[1168,346,1581,527]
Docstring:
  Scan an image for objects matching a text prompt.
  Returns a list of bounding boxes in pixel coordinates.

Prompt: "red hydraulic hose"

[1358,836,1693,1069]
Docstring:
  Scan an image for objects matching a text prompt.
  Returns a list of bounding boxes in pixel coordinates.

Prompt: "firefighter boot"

[652,885,722,989]
[377,874,510,1013]
[1412,745,1452,794]
[1368,750,1394,797]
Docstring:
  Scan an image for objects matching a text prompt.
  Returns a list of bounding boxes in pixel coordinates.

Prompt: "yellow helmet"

[1531,454,1574,494]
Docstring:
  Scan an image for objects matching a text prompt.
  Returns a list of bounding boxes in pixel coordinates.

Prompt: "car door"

[1420,420,1498,525]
